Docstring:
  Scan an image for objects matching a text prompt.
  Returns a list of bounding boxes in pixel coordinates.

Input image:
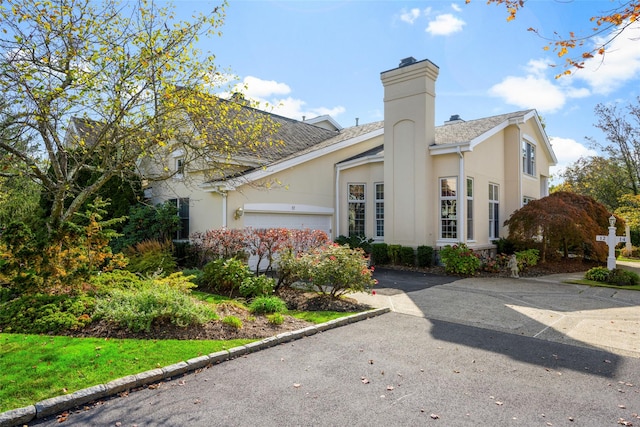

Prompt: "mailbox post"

[595,215,626,270]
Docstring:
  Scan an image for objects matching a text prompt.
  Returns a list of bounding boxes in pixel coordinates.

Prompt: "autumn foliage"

[504,192,622,262]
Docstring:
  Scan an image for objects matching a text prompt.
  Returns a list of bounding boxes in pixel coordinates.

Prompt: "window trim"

[348,183,366,237]
[374,182,384,239]
[439,177,458,240]
[466,177,474,241]
[169,197,190,241]
[522,139,536,176]
[489,183,499,240]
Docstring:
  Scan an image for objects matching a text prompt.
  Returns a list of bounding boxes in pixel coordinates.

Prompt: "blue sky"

[178,0,640,182]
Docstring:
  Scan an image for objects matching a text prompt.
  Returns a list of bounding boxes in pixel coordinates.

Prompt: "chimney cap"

[445,114,465,124]
[399,57,417,68]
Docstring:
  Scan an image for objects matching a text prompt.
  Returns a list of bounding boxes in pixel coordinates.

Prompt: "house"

[146,57,557,255]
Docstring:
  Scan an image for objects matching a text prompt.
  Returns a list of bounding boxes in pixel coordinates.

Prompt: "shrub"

[190,228,248,267]
[222,315,243,329]
[267,312,285,325]
[494,237,516,255]
[0,293,95,333]
[399,246,415,266]
[295,244,376,297]
[585,266,610,282]
[201,257,253,295]
[334,235,374,254]
[94,284,216,332]
[515,249,540,272]
[417,245,434,267]
[620,246,640,258]
[607,268,640,287]
[370,243,389,265]
[439,244,481,275]
[180,268,204,286]
[239,275,276,298]
[388,244,402,265]
[249,296,287,314]
[275,249,299,290]
[125,239,176,276]
[89,269,145,293]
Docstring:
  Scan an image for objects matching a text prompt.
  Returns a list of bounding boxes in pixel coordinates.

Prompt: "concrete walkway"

[354,267,640,358]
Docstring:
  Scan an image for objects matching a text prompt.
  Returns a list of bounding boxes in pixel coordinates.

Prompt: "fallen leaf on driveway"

[293,383,301,388]
[361,377,370,384]
[386,385,394,391]
[430,413,440,419]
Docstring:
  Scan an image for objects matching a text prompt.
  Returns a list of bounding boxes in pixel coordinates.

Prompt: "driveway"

[24,267,640,426]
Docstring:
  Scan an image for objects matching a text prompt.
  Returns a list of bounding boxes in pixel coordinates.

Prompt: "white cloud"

[573,21,640,95]
[229,76,346,122]
[548,136,598,181]
[489,59,591,113]
[400,8,421,24]
[426,14,466,36]
[242,76,291,98]
[489,75,566,113]
[451,3,462,12]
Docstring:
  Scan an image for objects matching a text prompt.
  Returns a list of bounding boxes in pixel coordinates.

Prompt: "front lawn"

[0,334,254,412]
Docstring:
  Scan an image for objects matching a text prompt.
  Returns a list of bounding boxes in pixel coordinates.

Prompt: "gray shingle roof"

[434,110,534,145]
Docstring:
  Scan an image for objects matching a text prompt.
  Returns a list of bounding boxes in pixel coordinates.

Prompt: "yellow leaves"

[558,46,568,57]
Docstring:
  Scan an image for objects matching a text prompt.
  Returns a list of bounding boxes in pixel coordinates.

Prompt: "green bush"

[180,268,204,286]
[439,244,481,275]
[515,249,539,272]
[417,245,434,267]
[370,243,389,265]
[494,237,516,255]
[94,284,216,332]
[222,315,243,329]
[89,269,145,293]
[399,246,415,266]
[388,244,402,265]
[295,244,376,297]
[240,275,276,298]
[201,257,253,295]
[249,296,287,314]
[125,239,177,276]
[0,293,95,334]
[585,266,610,282]
[333,235,374,254]
[607,268,640,286]
[267,312,285,325]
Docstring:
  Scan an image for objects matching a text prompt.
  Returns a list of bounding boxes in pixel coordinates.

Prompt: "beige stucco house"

[147,57,557,253]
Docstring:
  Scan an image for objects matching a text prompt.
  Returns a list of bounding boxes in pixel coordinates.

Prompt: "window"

[176,158,185,175]
[466,177,474,241]
[440,177,457,239]
[523,140,536,176]
[523,196,535,205]
[348,184,365,236]
[489,183,499,239]
[375,183,384,238]
[169,198,190,240]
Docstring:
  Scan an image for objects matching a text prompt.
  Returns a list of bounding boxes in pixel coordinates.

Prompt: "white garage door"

[243,212,332,272]
[244,212,332,236]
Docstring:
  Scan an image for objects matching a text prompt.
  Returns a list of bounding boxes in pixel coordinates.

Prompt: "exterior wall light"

[234,207,244,220]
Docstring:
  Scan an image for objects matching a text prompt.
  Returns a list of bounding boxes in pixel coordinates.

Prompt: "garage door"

[243,211,333,272]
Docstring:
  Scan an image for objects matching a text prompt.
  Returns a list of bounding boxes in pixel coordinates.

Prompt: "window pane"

[441,178,457,197]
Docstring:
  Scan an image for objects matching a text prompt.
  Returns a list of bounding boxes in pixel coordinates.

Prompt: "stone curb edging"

[0,307,390,427]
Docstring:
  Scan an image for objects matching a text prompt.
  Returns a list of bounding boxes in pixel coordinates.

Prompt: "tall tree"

[589,99,640,196]
[559,155,630,211]
[0,0,277,237]
[468,0,640,75]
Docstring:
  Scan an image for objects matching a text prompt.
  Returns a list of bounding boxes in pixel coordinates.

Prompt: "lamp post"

[607,215,616,270]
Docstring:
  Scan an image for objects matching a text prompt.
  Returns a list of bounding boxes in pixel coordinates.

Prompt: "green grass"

[618,256,640,263]
[564,278,640,291]
[0,334,254,412]
[289,310,358,323]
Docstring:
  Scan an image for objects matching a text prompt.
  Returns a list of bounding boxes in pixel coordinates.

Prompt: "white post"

[607,220,617,270]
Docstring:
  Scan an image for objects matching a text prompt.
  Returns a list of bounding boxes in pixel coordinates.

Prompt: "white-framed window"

[375,183,384,238]
[523,196,535,205]
[523,140,536,176]
[348,184,365,236]
[467,177,474,241]
[169,197,190,240]
[440,177,457,239]
[489,183,499,240]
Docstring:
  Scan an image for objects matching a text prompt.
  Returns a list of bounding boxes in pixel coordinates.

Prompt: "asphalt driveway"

[27,268,640,427]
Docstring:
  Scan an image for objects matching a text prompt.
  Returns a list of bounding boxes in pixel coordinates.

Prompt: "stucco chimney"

[380,58,439,247]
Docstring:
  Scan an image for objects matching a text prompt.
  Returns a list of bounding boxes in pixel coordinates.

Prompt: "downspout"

[211,187,228,228]
[335,166,341,238]
[515,123,522,209]
[457,146,465,244]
